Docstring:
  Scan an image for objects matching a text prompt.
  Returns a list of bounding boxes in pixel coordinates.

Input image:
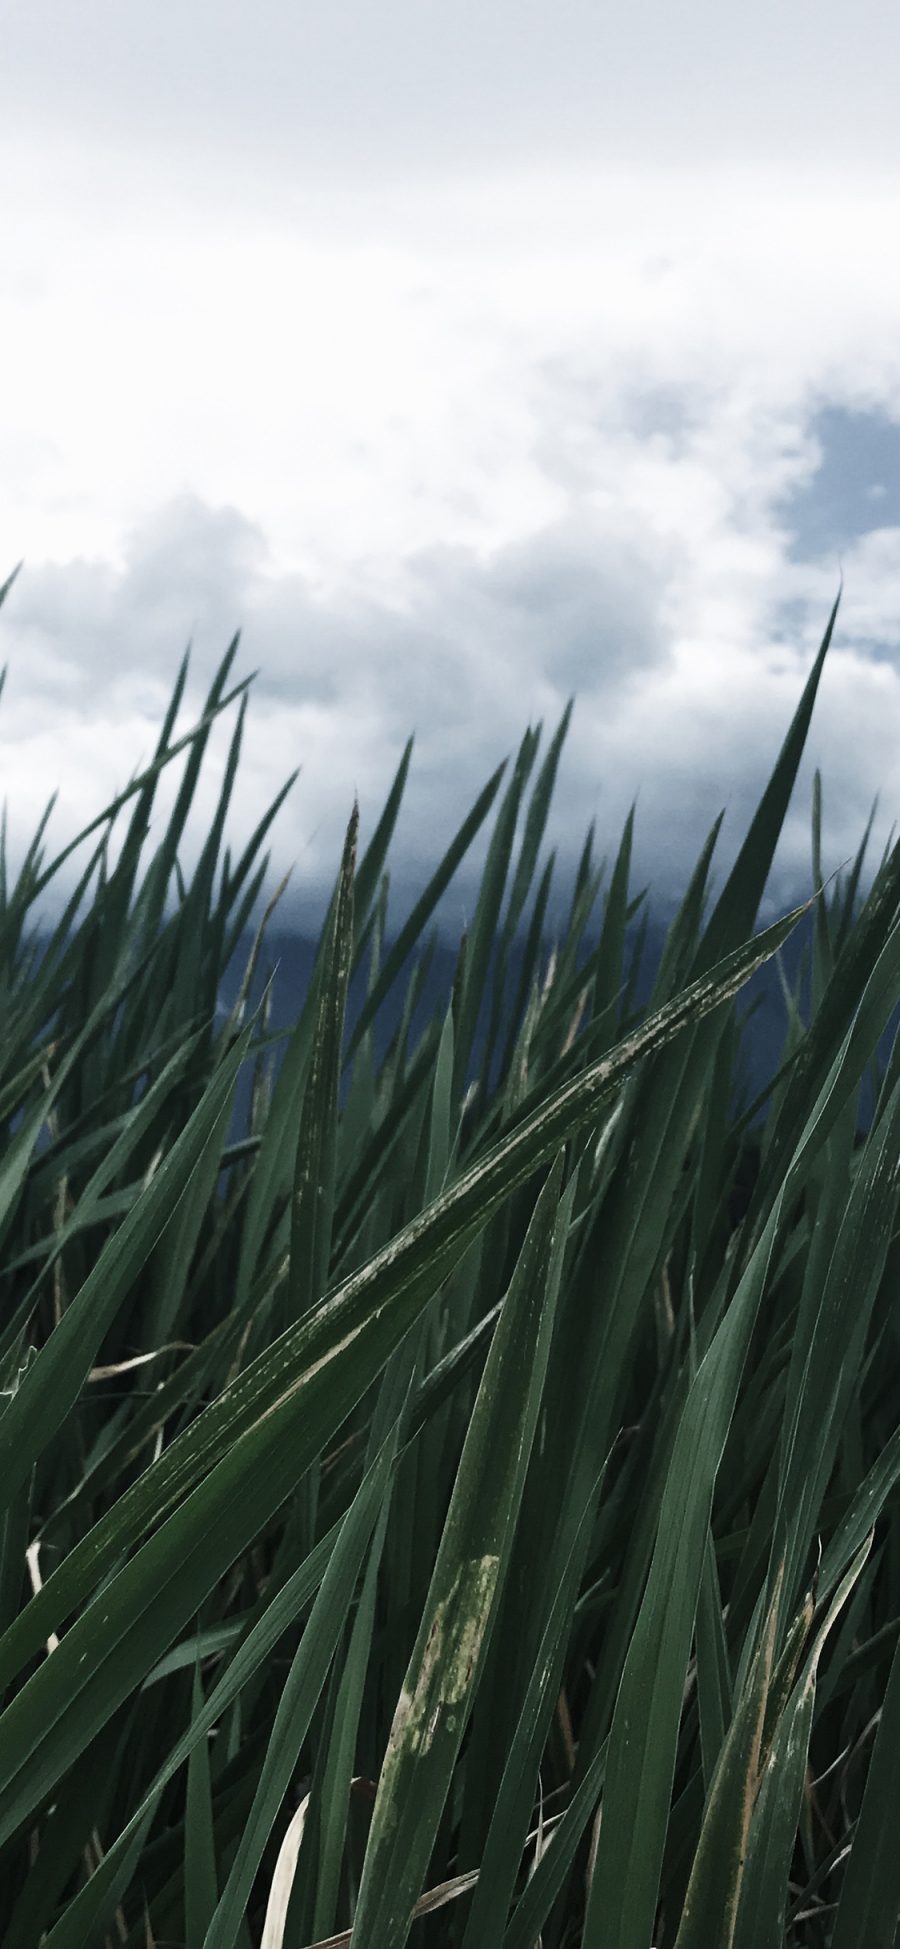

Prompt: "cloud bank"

[1,15,899,935]
[4,437,897,936]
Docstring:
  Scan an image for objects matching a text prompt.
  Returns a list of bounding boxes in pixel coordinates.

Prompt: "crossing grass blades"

[0,570,898,1947]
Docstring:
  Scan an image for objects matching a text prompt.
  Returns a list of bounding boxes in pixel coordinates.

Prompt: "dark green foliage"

[0,590,897,1948]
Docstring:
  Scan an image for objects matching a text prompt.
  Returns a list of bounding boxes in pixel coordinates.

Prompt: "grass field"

[0,579,898,1947]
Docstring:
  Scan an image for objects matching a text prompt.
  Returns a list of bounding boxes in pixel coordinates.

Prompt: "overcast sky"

[2,1,899,932]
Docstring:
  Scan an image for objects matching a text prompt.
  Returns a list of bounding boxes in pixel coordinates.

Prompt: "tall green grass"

[0,580,898,1947]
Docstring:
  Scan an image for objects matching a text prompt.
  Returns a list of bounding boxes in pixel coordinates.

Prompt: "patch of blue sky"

[784,405,900,562]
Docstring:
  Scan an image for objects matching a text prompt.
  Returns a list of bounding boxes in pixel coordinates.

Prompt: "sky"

[2,1,899,934]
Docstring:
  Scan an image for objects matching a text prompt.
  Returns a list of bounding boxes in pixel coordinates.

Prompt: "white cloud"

[1,15,898,934]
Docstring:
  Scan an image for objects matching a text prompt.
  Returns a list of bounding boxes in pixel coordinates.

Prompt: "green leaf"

[185,1659,219,1949]
[0,1022,252,1518]
[345,758,507,1064]
[25,1522,347,1947]
[349,1156,574,1948]
[203,1435,394,1949]
[773,1075,900,1619]
[831,1619,900,1949]
[731,1540,873,1949]
[460,1490,599,1947]
[289,805,357,1323]
[581,1189,787,1949]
